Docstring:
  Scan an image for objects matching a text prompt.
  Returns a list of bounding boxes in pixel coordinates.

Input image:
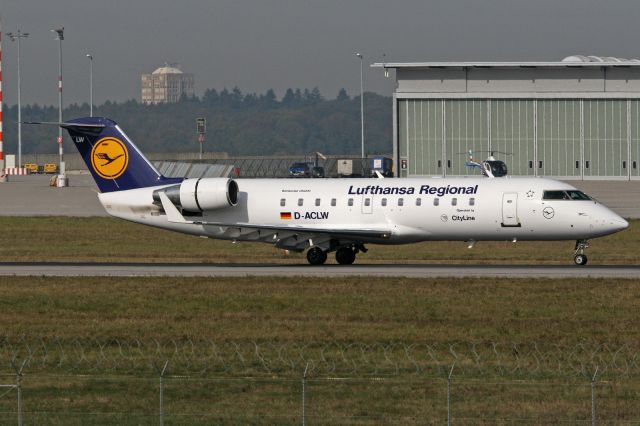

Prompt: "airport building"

[141,64,194,105]
[374,56,640,180]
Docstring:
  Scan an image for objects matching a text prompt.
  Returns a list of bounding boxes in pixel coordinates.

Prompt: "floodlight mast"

[52,27,66,184]
[86,54,93,116]
[355,53,365,159]
[0,18,6,183]
[7,29,29,168]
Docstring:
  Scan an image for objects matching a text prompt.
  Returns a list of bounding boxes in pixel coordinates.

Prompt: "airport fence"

[0,337,639,424]
[20,153,378,178]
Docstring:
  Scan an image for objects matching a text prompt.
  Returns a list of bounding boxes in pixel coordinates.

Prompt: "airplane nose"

[615,217,630,231]
[605,215,629,233]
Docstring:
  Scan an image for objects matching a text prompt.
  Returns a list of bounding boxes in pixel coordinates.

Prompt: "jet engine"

[153,178,239,212]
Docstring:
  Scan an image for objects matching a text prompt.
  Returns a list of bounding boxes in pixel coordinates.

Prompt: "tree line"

[1,88,392,157]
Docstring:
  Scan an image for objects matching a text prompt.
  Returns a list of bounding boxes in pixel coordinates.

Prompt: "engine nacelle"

[154,178,239,212]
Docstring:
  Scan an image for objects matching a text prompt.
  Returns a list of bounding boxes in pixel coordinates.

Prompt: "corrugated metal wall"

[398,99,640,179]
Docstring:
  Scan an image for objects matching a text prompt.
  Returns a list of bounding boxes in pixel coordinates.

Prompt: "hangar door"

[490,100,535,176]
[444,100,487,176]
[583,100,628,178]
[398,99,443,177]
[398,98,634,179]
[631,101,640,178]
[537,100,582,178]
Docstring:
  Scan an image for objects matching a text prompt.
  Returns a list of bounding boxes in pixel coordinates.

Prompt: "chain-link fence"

[21,153,379,178]
[2,337,638,378]
[0,338,639,424]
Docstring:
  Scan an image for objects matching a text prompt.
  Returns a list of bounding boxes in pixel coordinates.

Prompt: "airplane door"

[361,195,373,214]
[502,193,520,227]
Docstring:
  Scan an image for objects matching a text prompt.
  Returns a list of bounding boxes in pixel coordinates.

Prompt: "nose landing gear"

[573,239,589,266]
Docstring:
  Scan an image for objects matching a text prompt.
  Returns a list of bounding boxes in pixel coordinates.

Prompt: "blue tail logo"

[62,117,182,193]
[91,137,129,179]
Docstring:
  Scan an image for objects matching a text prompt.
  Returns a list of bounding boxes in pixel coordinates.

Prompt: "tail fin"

[63,117,182,192]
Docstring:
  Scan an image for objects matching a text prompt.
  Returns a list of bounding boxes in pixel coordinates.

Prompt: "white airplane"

[57,117,628,266]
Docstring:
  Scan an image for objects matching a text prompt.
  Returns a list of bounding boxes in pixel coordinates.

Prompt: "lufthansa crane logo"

[91,137,129,179]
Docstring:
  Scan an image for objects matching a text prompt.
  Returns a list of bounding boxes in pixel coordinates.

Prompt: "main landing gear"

[306,244,366,265]
[335,246,356,265]
[306,247,328,266]
[573,239,589,266]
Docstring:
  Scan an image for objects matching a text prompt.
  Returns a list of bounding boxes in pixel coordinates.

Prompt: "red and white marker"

[0,17,6,182]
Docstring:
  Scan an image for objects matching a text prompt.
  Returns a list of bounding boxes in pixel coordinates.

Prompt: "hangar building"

[373,56,640,180]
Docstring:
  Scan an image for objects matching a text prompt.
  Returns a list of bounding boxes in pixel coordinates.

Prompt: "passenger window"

[416,198,422,206]
[298,198,304,206]
[469,198,475,206]
[381,198,387,207]
[348,198,354,207]
[364,198,371,207]
[434,198,439,206]
[452,198,457,206]
[315,198,321,206]
[280,198,286,207]
[331,198,336,206]
[398,198,404,206]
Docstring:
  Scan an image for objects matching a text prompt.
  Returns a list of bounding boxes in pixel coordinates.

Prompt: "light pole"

[355,53,364,158]
[7,29,29,168]
[86,54,93,116]
[51,27,66,185]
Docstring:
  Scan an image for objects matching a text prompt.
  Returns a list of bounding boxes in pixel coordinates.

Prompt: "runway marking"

[0,263,638,279]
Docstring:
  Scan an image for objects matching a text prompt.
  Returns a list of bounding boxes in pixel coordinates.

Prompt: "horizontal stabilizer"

[21,121,106,128]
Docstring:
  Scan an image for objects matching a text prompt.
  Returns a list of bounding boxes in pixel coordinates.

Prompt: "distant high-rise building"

[141,64,194,104]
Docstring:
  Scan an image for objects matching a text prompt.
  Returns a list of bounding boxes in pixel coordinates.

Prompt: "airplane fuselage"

[98,177,628,247]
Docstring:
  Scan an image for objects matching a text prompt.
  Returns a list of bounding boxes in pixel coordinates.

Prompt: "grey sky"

[2,0,640,106]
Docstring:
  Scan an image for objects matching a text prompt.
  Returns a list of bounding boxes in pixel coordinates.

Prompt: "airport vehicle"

[24,163,38,174]
[288,162,312,177]
[44,163,58,174]
[55,117,628,266]
[337,159,364,177]
[337,159,353,177]
[288,162,325,178]
[464,150,509,178]
[370,156,393,178]
[311,166,325,178]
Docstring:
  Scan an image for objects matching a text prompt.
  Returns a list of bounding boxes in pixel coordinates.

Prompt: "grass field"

[0,276,638,424]
[1,276,638,344]
[0,216,637,264]
[0,216,638,423]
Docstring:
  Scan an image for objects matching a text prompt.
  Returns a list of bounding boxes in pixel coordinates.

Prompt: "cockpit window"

[543,190,591,200]
[543,191,570,200]
[566,190,591,200]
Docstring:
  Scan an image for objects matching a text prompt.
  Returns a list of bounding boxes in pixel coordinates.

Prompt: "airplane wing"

[198,222,391,251]
[157,192,391,251]
[198,221,391,240]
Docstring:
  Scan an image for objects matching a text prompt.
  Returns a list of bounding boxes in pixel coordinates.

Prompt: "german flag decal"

[280,212,292,220]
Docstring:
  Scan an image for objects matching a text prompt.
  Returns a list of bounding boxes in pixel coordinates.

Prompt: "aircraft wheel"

[573,254,588,266]
[335,247,356,265]
[307,247,327,265]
